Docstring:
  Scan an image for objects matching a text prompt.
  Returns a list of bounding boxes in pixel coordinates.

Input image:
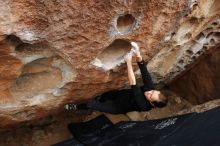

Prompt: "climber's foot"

[64,103,77,110]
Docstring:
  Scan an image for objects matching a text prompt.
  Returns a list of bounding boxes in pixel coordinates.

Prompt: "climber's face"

[144,90,161,106]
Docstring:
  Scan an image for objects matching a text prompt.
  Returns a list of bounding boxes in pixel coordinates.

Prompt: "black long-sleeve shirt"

[105,60,155,113]
[137,61,155,91]
[83,60,156,114]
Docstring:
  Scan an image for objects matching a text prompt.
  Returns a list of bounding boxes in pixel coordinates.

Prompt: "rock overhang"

[0,0,219,127]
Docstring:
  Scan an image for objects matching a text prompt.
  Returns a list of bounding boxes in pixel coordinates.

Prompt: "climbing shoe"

[64,104,77,110]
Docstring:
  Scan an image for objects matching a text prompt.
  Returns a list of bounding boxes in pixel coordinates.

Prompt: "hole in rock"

[186,49,193,55]
[210,39,215,44]
[11,56,74,98]
[178,59,184,64]
[192,56,197,60]
[6,35,23,47]
[212,22,218,26]
[203,46,208,50]
[11,57,62,98]
[195,33,205,41]
[206,32,214,38]
[197,50,203,55]
[15,43,55,63]
[16,43,49,52]
[214,32,220,37]
[204,27,213,33]
[192,3,198,11]
[116,14,136,34]
[10,42,75,99]
[93,39,131,70]
[171,32,176,36]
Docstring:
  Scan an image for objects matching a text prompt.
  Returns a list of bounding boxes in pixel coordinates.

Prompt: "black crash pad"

[53,106,220,146]
[156,106,220,146]
[52,138,84,146]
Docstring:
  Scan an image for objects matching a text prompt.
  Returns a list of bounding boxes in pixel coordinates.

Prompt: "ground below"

[1,91,220,146]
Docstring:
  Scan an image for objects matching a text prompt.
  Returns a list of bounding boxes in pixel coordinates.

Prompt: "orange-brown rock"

[0,0,219,127]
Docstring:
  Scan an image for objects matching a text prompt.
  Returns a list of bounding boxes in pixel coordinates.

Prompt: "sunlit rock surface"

[0,0,219,127]
[148,0,220,85]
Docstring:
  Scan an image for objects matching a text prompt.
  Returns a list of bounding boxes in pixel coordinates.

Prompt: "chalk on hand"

[131,42,140,56]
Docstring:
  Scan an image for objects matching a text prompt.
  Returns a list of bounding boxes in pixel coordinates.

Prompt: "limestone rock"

[169,45,220,104]
[0,0,219,127]
[148,0,220,85]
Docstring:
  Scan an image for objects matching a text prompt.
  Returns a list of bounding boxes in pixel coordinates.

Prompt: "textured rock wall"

[146,0,220,105]
[0,0,188,127]
[148,0,220,85]
[0,0,219,127]
[169,45,220,104]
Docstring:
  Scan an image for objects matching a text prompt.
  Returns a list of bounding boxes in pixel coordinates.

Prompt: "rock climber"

[65,42,168,114]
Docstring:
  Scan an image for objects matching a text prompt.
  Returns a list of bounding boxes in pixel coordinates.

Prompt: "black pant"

[78,96,119,114]
[78,85,145,114]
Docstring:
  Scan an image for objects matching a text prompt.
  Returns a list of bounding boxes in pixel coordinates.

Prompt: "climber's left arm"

[124,53,136,86]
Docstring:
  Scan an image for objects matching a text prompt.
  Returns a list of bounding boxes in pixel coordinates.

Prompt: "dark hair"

[152,93,168,108]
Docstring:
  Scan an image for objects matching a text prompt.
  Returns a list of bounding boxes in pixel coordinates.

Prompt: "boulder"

[0,0,219,127]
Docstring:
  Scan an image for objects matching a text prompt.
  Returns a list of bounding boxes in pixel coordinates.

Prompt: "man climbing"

[65,42,168,114]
